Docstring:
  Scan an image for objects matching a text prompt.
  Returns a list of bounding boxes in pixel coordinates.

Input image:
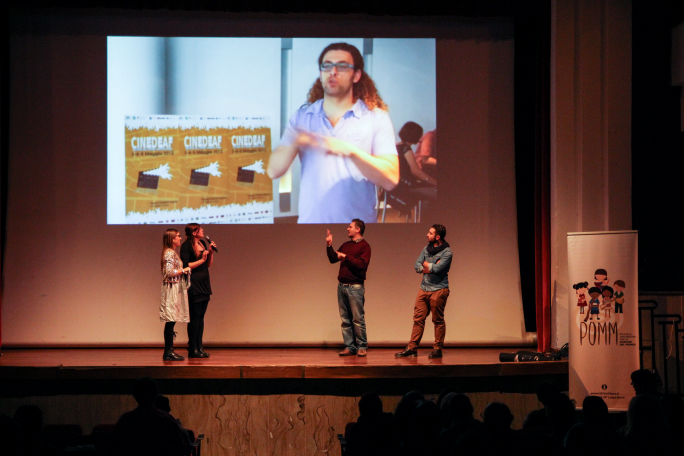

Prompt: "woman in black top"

[396,121,436,187]
[180,223,217,358]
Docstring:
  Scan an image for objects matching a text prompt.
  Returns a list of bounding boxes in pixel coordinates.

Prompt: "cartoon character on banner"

[573,282,589,314]
[613,280,626,314]
[584,287,602,322]
[601,286,614,319]
[594,268,609,291]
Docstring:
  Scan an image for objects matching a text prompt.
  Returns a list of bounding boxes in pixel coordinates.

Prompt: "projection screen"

[3,11,533,346]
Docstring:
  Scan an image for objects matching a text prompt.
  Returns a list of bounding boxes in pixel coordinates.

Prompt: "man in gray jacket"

[395,224,452,359]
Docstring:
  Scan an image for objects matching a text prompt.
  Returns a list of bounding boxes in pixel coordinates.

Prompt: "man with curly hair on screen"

[267,42,399,223]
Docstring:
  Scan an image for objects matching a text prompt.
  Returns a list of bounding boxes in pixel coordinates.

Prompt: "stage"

[0,347,568,454]
[0,347,566,381]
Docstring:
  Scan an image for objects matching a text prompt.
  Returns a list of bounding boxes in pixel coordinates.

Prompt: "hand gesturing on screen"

[296,131,353,157]
[319,136,353,157]
[295,131,321,148]
[326,229,333,247]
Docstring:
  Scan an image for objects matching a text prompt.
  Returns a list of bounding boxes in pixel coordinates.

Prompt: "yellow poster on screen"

[125,116,273,224]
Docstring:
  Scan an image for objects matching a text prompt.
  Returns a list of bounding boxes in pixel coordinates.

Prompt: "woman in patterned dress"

[160,229,192,361]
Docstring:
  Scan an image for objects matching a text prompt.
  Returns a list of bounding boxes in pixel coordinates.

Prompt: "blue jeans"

[337,283,367,351]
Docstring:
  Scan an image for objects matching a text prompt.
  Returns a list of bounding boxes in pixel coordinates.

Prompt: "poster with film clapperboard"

[125,116,273,224]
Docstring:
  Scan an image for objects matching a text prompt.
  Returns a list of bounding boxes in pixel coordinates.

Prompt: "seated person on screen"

[396,121,436,186]
[414,129,437,174]
[267,42,399,224]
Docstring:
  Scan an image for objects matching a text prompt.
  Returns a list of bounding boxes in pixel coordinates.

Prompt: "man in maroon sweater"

[326,219,371,356]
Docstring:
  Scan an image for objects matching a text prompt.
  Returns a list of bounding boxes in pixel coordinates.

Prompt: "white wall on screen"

[372,39,437,140]
[107,37,166,224]
[165,38,281,126]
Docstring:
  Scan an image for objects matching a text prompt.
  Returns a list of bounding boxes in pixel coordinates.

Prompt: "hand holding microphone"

[205,235,218,253]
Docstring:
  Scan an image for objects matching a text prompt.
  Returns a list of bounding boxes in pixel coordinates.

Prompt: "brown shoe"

[428,349,443,359]
[339,349,356,356]
[357,348,367,357]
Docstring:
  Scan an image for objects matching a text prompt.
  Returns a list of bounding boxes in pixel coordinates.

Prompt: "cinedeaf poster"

[125,116,273,224]
[567,231,639,411]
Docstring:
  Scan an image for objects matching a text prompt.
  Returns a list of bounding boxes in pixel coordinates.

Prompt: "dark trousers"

[187,300,209,350]
[163,322,176,350]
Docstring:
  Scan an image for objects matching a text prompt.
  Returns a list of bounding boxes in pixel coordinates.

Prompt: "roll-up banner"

[567,231,639,411]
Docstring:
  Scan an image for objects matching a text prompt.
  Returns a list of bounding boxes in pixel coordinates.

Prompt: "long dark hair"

[184,223,203,257]
[306,42,388,111]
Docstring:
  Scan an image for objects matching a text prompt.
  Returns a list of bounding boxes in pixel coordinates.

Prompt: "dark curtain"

[514,1,551,352]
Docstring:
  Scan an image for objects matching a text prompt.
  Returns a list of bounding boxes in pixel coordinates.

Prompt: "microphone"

[205,235,218,253]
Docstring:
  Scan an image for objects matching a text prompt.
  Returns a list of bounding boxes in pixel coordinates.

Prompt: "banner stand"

[567,231,639,411]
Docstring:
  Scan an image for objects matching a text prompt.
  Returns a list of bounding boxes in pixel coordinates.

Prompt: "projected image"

[107,37,436,224]
[125,116,272,224]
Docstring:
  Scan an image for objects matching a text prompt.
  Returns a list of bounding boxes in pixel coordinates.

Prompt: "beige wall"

[551,0,633,348]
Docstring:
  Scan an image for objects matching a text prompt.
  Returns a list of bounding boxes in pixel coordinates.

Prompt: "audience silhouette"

[7,369,684,456]
[111,377,192,456]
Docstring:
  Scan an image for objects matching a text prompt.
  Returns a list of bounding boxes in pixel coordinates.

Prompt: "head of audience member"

[395,391,425,434]
[398,122,424,145]
[631,369,658,395]
[483,402,513,433]
[13,405,44,440]
[412,400,442,440]
[624,394,669,449]
[535,381,562,407]
[545,393,576,436]
[396,391,424,416]
[564,422,608,456]
[132,377,159,407]
[581,395,609,427]
[447,394,475,424]
[358,392,383,418]
[437,386,461,408]
[522,409,549,430]
[154,395,171,414]
[438,387,461,427]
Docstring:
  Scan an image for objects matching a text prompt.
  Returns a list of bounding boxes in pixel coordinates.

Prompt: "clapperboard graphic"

[237,159,266,184]
[137,164,172,189]
[190,162,221,186]
[125,115,275,224]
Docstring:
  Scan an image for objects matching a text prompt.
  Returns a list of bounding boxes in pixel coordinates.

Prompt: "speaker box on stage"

[499,351,561,362]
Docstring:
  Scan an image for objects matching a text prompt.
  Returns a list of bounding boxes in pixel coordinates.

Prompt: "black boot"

[188,347,203,358]
[163,323,184,360]
[187,339,203,358]
[197,305,209,358]
[163,349,184,361]
[197,326,209,358]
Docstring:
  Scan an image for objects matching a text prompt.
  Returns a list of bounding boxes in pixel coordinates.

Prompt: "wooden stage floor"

[0,347,567,381]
